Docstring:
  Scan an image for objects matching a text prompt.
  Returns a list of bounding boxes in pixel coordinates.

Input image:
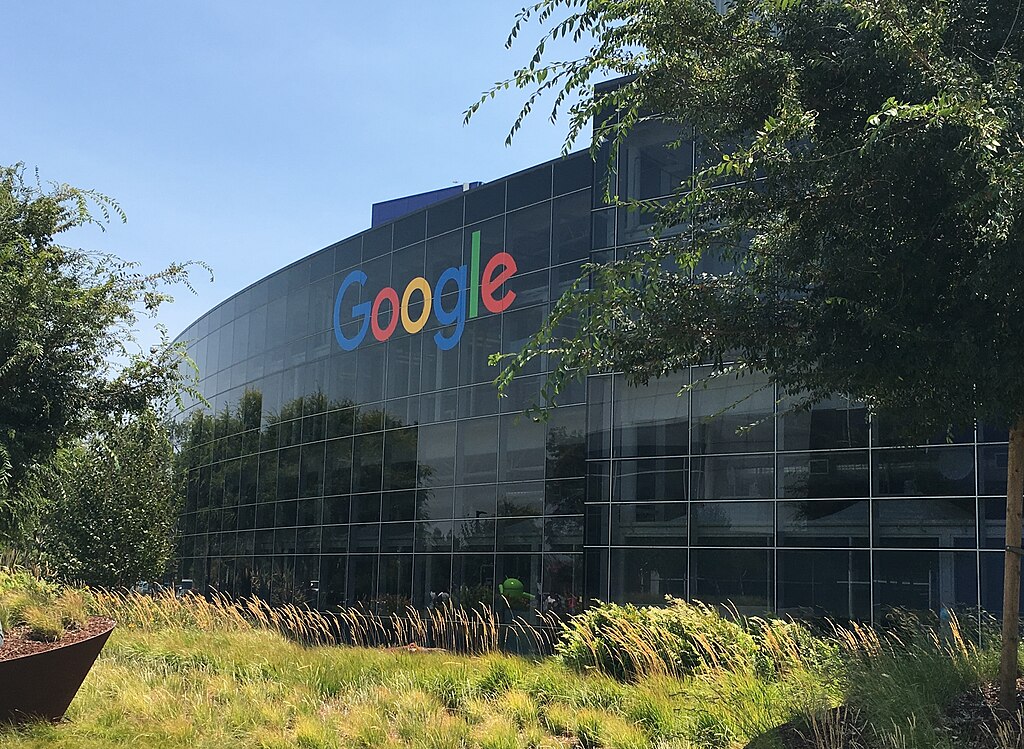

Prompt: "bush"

[747,617,840,679]
[555,598,756,680]
[0,566,95,643]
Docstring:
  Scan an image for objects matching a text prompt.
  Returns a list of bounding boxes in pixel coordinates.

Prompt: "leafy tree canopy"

[40,408,180,587]
[473,0,1024,437]
[0,164,206,543]
[471,0,1024,710]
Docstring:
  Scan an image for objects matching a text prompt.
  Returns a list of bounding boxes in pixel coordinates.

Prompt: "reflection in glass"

[610,547,686,604]
[691,368,774,454]
[690,502,774,547]
[691,549,772,612]
[873,498,976,548]
[873,447,975,496]
[778,550,870,620]
[778,451,868,499]
[614,373,688,457]
[777,500,868,547]
[611,503,686,547]
[873,551,977,617]
[692,454,773,500]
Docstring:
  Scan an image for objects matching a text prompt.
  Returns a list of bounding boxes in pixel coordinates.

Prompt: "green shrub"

[555,598,756,680]
[747,618,840,679]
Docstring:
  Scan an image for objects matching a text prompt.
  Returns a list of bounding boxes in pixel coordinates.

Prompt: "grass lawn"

[0,586,1020,748]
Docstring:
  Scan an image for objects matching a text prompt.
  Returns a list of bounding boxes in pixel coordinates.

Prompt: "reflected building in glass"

[174,109,1022,624]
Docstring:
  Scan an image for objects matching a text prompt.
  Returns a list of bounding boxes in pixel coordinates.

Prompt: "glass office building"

[174,116,1021,623]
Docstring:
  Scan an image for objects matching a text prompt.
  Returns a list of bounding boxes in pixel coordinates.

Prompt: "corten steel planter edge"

[0,618,115,725]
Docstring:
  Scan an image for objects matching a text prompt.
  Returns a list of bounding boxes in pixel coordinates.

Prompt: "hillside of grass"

[0,576,1021,748]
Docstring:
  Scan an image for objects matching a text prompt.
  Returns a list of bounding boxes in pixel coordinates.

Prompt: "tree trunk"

[999,416,1024,714]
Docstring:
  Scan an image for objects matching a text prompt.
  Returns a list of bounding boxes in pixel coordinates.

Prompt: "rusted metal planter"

[0,619,115,725]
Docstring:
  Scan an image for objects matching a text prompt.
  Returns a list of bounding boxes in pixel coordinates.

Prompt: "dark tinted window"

[465,181,505,224]
[554,154,592,195]
[393,211,426,249]
[426,196,464,237]
[507,166,552,210]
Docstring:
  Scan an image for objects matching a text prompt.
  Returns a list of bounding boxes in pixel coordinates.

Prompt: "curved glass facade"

[175,120,1022,623]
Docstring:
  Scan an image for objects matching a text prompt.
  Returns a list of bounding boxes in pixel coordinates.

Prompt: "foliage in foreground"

[39,409,180,587]
[0,163,206,575]
[0,569,88,642]
[0,575,1021,748]
[475,0,1024,710]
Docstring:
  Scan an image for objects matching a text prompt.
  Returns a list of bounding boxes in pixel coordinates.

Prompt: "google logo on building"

[333,230,518,352]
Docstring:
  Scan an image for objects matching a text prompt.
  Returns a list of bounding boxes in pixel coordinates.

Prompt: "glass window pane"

[873,551,977,618]
[551,191,591,265]
[499,414,546,483]
[778,550,870,620]
[454,484,496,519]
[778,451,869,499]
[362,225,392,261]
[980,552,1024,616]
[465,181,505,224]
[777,500,869,547]
[413,554,452,609]
[691,454,773,500]
[543,555,584,615]
[382,489,416,522]
[457,416,498,485]
[393,211,426,249]
[691,368,774,454]
[611,502,686,547]
[610,547,687,605]
[690,501,774,547]
[347,555,378,604]
[613,458,687,502]
[277,446,300,500]
[380,523,414,554]
[459,315,502,386]
[873,498,976,548]
[298,443,325,498]
[546,405,586,479]
[545,515,584,552]
[350,494,381,524]
[553,153,592,195]
[383,427,418,490]
[777,394,868,450]
[498,481,544,517]
[618,121,693,201]
[614,373,689,457]
[415,520,453,553]
[980,497,1007,549]
[691,549,773,612]
[872,446,975,496]
[454,554,496,607]
[497,517,543,552]
[505,203,551,274]
[506,165,551,210]
[424,230,463,284]
[417,487,453,521]
[417,422,456,488]
[352,432,384,493]
[454,518,496,552]
[545,478,585,516]
[426,196,464,238]
[324,437,353,496]
[978,444,1007,495]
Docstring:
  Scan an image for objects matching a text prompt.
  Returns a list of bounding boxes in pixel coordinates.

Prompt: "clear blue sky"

[2,2,586,349]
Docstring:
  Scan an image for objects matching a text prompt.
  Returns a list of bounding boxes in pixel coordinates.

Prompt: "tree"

[471,0,1024,711]
[0,164,204,545]
[39,409,180,587]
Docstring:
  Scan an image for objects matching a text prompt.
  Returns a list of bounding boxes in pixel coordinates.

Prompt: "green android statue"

[498,577,535,610]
